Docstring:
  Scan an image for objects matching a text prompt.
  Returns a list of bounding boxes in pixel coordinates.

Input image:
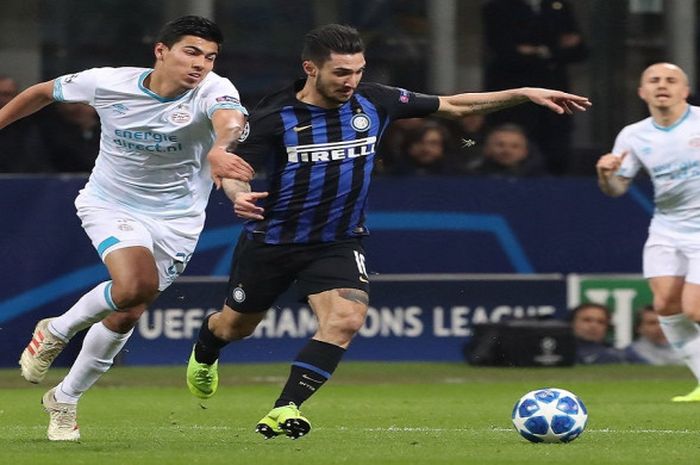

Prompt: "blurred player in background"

[186,23,591,440]
[0,16,253,441]
[596,62,700,401]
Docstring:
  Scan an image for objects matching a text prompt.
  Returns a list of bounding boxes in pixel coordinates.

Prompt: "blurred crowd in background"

[0,0,695,176]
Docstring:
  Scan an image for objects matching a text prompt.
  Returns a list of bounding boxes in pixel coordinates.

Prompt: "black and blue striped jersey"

[237,79,440,244]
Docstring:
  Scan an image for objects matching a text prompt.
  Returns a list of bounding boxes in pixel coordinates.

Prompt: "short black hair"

[302,24,364,65]
[570,303,612,324]
[156,16,224,50]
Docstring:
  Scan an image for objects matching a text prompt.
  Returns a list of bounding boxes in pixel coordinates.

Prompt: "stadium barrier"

[0,273,651,366]
[0,176,654,365]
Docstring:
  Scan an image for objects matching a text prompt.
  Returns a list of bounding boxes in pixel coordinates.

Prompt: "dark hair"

[156,16,224,49]
[570,303,612,324]
[302,24,364,64]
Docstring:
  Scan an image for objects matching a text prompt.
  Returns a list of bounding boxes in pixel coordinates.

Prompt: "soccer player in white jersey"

[597,62,700,402]
[0,16,253,440]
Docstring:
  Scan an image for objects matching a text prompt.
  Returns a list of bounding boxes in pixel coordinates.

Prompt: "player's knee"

[104,307,144,332]
[325,311,366,339]
[111,277,159,308]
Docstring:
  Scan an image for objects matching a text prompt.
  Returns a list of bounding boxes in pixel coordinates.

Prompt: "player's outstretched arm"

[596,151,632,197]
[222,177,268,220]
[208,109,254,189]
[0,80,54,130]
[435,87,591,119]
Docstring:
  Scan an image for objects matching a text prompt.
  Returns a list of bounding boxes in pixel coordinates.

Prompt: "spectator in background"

[444,113,487,171]
[345,0,429,90]
[452,113,487,148]
[469,123,546,177]
[627,305,684,365]
[392,120,465,175]
[375,117,424,174]
[0,75,50,172]
[40,103,100,172]
[571,303,645,365]
[482,0,588,174]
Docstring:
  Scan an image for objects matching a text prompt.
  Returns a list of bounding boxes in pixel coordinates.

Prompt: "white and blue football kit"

[614,105,700,282]
[54,67,246,289]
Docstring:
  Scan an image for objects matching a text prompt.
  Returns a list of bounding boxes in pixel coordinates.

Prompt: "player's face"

[313,52,366,106]
[573,307,609,343]
[638,64,689,110]
[155,35,219,91]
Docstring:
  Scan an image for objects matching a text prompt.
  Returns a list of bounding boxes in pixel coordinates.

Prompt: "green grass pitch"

[1,363,700,465]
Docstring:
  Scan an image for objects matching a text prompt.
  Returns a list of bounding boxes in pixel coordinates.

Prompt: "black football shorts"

[224,233,370,313]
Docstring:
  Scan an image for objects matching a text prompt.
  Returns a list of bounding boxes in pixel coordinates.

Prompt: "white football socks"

[54,322,133,404]
[658,313,700,381]
[48,281,118,342]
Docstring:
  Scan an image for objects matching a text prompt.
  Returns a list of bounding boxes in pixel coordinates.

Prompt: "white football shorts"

[643,228,700,284]
[75,191,205,291]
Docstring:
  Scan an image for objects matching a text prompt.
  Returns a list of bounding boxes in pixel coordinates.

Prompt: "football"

[511,387,588,443]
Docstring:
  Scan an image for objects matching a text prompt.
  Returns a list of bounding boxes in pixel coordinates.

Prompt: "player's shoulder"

[57,67,147,90]
[200,71,235,87]
[63,66,142,79]
[356,81,401,96]
[357,81,434,104]
[94,66,148,78]
[191,72,242,108]
[620,116,654,135]
[687,105,700,118]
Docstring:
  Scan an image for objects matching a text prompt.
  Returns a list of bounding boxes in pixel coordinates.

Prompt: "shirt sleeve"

[612,126,641,179]
[52,68,107,105]
[363,83,440,120]
[200,77,248,119]
[235,107,275,170]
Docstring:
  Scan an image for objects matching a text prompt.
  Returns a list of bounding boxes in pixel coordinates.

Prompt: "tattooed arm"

[435,87,591,118]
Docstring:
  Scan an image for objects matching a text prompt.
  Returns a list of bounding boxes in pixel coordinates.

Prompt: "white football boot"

[42,387,80,441]
[19,318,66,383]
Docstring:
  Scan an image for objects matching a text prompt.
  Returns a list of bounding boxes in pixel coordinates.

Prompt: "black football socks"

[275,339,346,408]
[194,313,229,365]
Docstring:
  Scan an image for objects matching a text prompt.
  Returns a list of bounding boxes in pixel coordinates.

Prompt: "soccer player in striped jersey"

[187,23,591,439]
[0,16,253,441]
[597,63,700,402]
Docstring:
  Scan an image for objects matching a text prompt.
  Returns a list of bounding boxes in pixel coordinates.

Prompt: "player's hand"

[596,151,628,178]
[522,88,591,115]
[234,191,268,220]
[207,147,254,189]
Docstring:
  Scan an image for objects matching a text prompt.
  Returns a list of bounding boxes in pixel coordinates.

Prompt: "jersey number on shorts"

[167,252,193,277]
